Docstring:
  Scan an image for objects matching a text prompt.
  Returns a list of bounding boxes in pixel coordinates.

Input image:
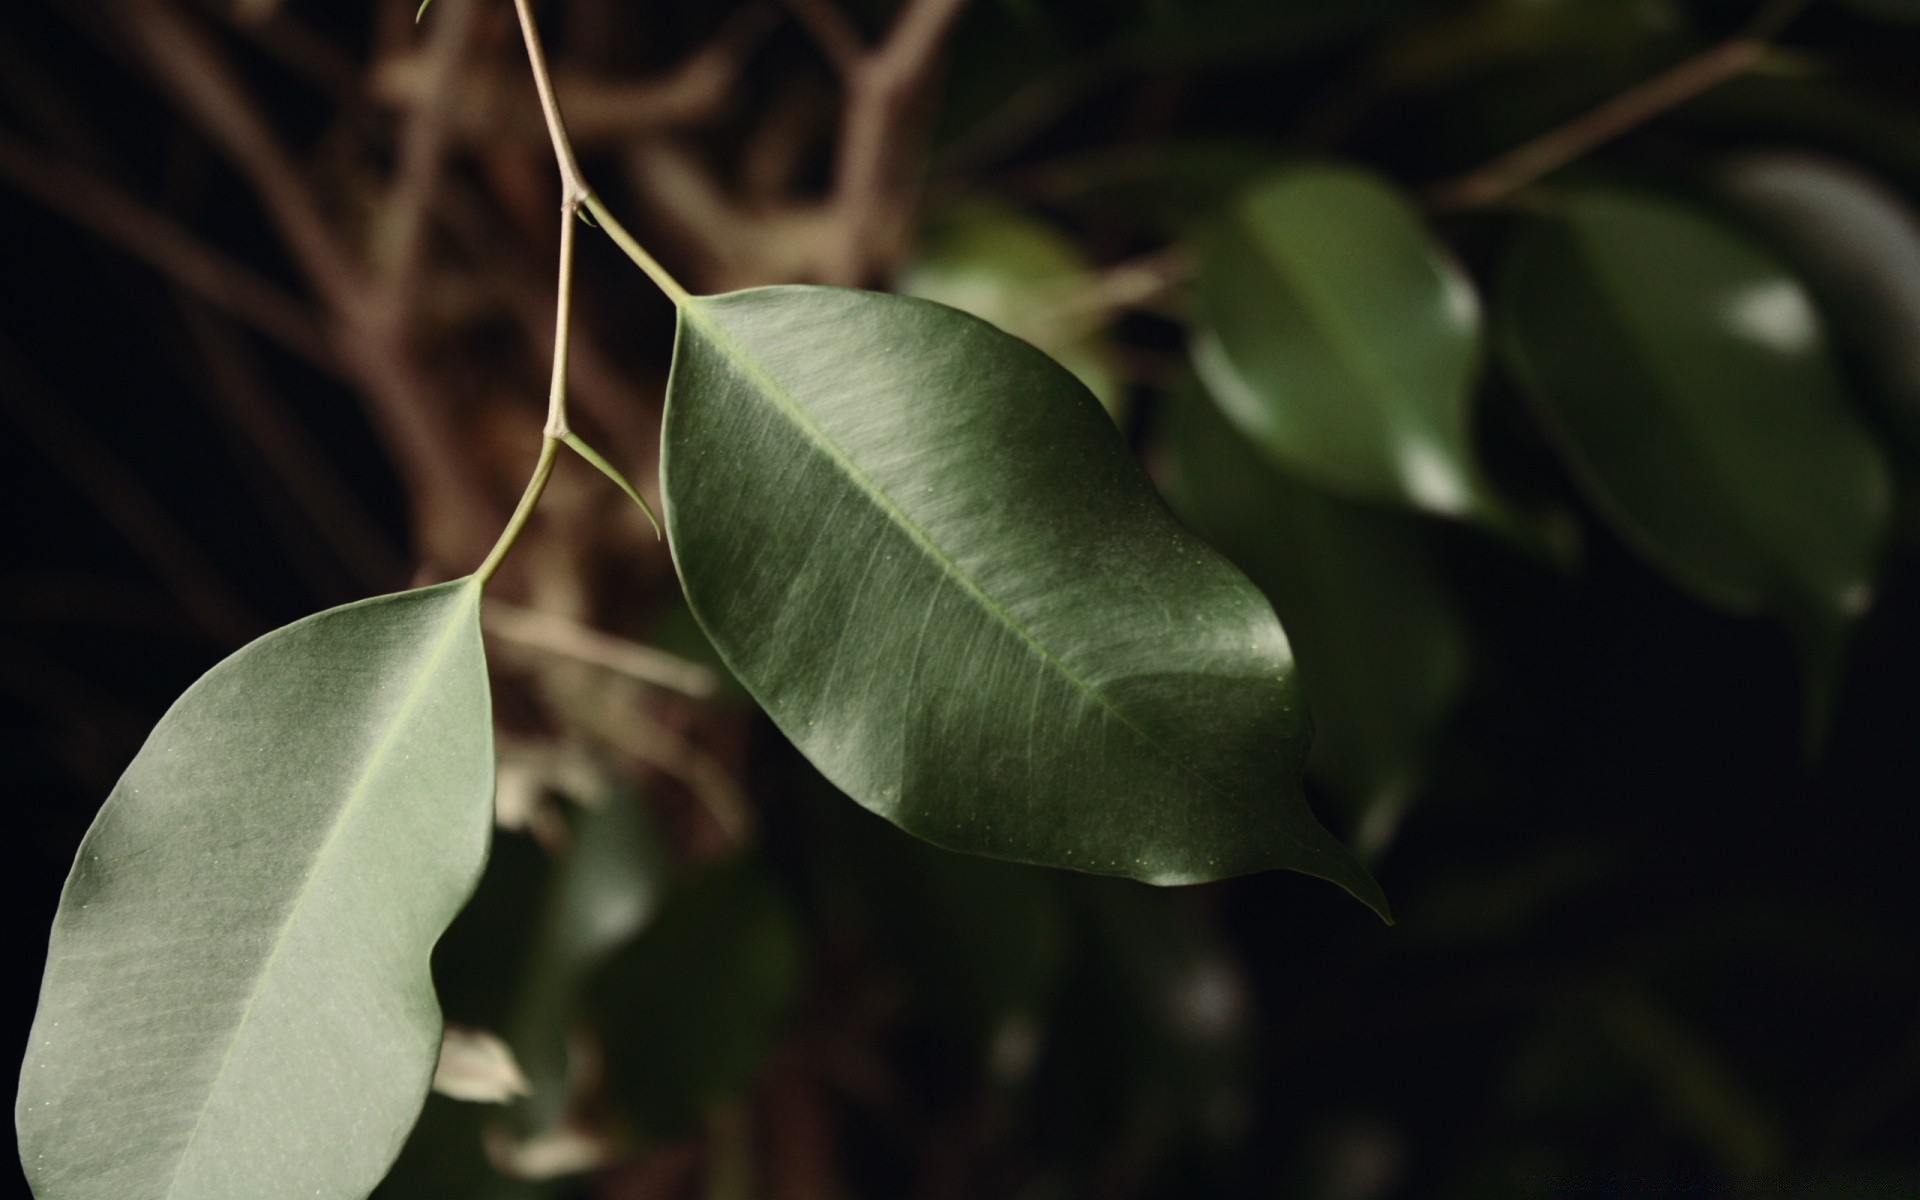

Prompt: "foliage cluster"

[6,0,1920,1196]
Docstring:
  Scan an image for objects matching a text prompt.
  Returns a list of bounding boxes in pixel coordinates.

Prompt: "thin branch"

[484,601,719,699]
[1051,246,1191,330]
[509,0,589,205]
[0,130,334,368]
[1428,0,1814,210]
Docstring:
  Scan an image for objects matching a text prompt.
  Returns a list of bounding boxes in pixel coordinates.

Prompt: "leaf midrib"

[682,299,1338,871]
[159,584,477,1199]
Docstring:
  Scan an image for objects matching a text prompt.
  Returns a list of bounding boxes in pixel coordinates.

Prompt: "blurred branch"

[0,131,334,368]
[372,0,478,314]
[821,0,974,285]
[178,304,407,590]
[119,0,362,310]
[780,0,862,78]
[0,340,263,647]
[111,0,504,570]
[484,600,719,699]
[1429,0,1815,209]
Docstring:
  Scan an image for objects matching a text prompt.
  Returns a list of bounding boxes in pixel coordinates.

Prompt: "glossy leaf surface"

[1499,189,1892,660]
[662,285,1383,913]
[1159,380,1470,856]
[1191,165,1492,521]
[19,581,494,1200]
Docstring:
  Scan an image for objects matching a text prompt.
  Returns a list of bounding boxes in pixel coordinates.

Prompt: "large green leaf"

[1498,188,1892,683]
[18,581,494,1200]
[1158,379,1470,858]
[661,286,1383,914]
[1190,165,1495,523]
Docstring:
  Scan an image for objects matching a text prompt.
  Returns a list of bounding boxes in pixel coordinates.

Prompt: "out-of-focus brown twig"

[115,0,501,570]
[1428,0,1814,210]
[816,0,974,285]
[484,600,718,699]
[0,131,334,368]
[0,341,263,647]
[371,0,478,316]
[177,305,407,591]
[119,0,361,309]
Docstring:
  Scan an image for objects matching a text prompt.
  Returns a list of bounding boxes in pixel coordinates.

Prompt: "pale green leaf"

[18,581,495,1200]
[1190,165,1496,522]
[661,286,1384,916]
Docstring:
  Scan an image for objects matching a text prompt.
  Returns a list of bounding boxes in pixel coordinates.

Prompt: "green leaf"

[1056,876,1257,1162]
[662,285,1384,915]
[901,204,1126,419]
[1497,188,1892,696]
[803,767,1068,1053]
[1715,152,1920,463]
[1190,165,1496,522]
[589,858,803,1137]
[1158,378,1470,858]
[506,783,666,1135]
[19,581,495,1200]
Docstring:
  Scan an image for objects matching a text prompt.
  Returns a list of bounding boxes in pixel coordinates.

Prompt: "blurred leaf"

[664,287,1384,911]
[1715,151,1920,463]
[589,857,803,1138]
[1121,0,1405,66]
[1190,165,1499,524]
[901,204,1126,418]
[506,784,668,1134]
[1596,987,1784,1176]
[1836,0,1920,24]
[1052,878,1258,1176]
[1681,76,1920,200]
[388,782,666,1188]
[18,582,494,1200]
[1157,379,1471,857]
[377,1096,554,1200]
[806,776,1068,1057]
[1498,188,1892,708]
[434,1028,532,1104]
[1030,138,1288,235]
